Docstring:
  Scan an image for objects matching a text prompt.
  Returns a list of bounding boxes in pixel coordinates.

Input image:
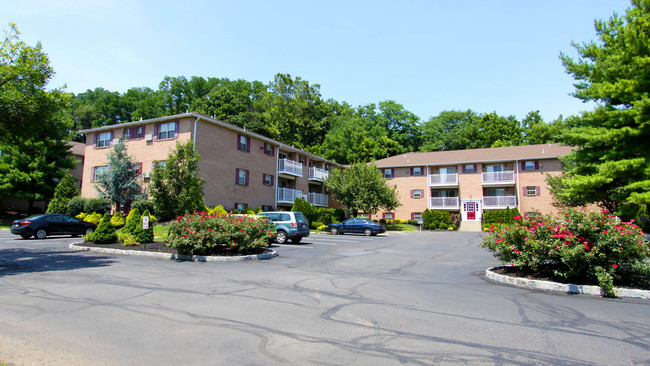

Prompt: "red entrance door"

[467,202,476,220]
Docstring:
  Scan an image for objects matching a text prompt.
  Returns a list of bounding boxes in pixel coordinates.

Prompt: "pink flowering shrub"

[481,208,650,297]
[166,212,275,255]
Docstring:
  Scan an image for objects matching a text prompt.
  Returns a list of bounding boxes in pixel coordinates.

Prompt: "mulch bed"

[78,241,270,256]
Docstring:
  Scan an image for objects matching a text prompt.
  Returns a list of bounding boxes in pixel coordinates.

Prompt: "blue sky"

[1,0,631,122]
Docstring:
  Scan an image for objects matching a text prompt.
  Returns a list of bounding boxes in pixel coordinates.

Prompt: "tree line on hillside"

[66,74,565,165]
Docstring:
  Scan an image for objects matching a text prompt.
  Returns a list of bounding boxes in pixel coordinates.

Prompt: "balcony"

[428,173,459,187]
[307,192,329,207]
[278,158,303,177]
[277,188,303,204]
[482,171,515,186]
[429,197,460,210]
[308,167,328,182]
[483,195,517,209]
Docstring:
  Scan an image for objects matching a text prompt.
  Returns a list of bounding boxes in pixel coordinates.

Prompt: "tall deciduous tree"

[95,137,142,210]
[0,23,75,212]
[149,141,205,221]
[325,163,401,216]
[551,0,650,213]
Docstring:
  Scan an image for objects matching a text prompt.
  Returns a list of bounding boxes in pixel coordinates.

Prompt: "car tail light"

[20,221,31,226]
[290,222,296,227]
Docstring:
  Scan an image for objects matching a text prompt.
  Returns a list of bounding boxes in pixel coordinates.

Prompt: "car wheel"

[21,234,31,239]
[85,228,94,236]
[363,228,372,236]
[35,229,47,239]
[330,227,339,235]
[290,237,302,244]
[276,231,288,244]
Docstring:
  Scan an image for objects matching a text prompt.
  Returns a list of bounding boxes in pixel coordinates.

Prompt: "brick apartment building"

[372,143,572,224]
[79,113,341,211]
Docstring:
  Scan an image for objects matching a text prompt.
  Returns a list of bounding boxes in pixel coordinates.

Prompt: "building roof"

[78,112,342,167]
[68,141,85,156]
[373,143,573,168]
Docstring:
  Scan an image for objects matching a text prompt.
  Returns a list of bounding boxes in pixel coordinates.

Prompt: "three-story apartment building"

[80,113,340,211]
[373,143,572,223]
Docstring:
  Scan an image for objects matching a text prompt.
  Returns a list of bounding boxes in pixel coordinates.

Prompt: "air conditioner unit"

[144,134,153,141]
[143,172,151,178]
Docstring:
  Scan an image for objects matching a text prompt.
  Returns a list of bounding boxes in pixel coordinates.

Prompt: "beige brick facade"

[79,113,341,212]
[374,144,572,222]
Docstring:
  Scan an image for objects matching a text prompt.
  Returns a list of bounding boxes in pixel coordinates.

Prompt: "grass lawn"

[385,223,418,231]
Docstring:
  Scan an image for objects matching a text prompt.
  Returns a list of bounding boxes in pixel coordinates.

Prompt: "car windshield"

[294,212,307,222]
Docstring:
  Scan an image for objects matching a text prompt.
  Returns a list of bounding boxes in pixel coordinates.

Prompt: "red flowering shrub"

[481,208,650,297]
[166,212,275,255]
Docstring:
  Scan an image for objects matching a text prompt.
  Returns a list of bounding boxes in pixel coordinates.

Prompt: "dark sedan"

[11,214,96,239]
[326,218,386,236]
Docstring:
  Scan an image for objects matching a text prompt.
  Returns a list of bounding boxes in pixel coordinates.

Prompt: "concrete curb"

[485,266,650,300]
[69,243,278,262]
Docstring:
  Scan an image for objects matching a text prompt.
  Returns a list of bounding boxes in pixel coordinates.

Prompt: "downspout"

[274,145,279,209]
[515,159,521,213]
[192,116,200,150]
[425,165,430,211]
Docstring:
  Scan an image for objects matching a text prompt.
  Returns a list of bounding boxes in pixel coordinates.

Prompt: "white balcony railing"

[483,195,517,208]
[428,173,459,186]
[482,171,515,185]
[429,197,460,209]
[278,159,303,177]
[277,188,303,203]
[309,167,329,182]
[307,192,329,206]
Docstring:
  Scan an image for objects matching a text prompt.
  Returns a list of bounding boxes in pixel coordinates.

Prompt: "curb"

[69,243,278,262]
[485,266,650,300]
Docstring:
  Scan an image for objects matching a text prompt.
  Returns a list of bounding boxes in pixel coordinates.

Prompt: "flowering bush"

[481,208,650,297]
[166,212,275,255]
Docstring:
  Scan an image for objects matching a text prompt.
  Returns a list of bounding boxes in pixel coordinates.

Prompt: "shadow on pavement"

[0,248,115,276]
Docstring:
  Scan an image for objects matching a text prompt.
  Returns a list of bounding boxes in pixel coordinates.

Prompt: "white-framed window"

[383,168,393,179]
[238,135,249,152]
[464,164,475,173]
[384,212,394,220]
[236,169,249,186]
[91,165,109,182]
[412,167,422,176]
[97,132,112,148]
[526,186,537,196]
[412,189,423,198]
[158,122,176,140]
[524,161,537,171]
[264,143,273,156]
[263,173,274,186]
[413,212,422,220]
[358,213,370,219]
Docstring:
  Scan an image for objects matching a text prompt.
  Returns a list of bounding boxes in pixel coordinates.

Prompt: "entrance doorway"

[462,200,481,221]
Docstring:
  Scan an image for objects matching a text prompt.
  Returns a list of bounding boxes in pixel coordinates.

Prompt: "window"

[299,155,306,165]
[487,188,505,196]
[524,186,540,196]
[263,143,274,156]
[236,169,249,185]
[157,122,177,140]
[358,213,370,219]
[412,212,422,220]
[411,167,422,176]
[487,165,503,172]
[234,203,248,211]
[382,168,393,179]
[411,189,423,198]
[237,134,250,152]
[96,132,112,148]
[463,164,476,173]
[261,205,273,212]
[523,161,538,171]
[124,126,144,140]
[263,173,274,186]
[383,212,393,220]
[91,166,109,182]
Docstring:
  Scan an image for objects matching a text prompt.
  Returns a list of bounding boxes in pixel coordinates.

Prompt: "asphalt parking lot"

[0,230,648,365]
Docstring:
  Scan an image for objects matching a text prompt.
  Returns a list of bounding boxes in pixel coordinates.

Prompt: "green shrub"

[47,173,80,214]
[447,224,457,230]
[67,196,87,216]
[480,208,650,297]
[317,224,327,231]
[110,212,126,227]
[207,205,228,216]
[76,212,87,220]
[131,198,155,217]
[311,221,324,230]
[85,198,110,215]
[132,210,154,243]
[122,208,141,235]
[167,212,274,255]
[407,219,418,225]
[91,213,118,244]
[84,212,103,225]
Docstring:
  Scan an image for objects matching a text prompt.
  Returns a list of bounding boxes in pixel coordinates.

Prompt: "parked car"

[326,218,386,236]
[10,214,97,239]
[258,211,310,244]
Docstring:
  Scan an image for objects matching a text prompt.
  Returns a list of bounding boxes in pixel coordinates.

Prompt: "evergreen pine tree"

[46,173,79,213]
[122,207,141,235]
[132,209,154,243]
[91,213,117,244]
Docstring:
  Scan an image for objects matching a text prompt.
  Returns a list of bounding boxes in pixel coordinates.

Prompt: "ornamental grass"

[481,208,650,297]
